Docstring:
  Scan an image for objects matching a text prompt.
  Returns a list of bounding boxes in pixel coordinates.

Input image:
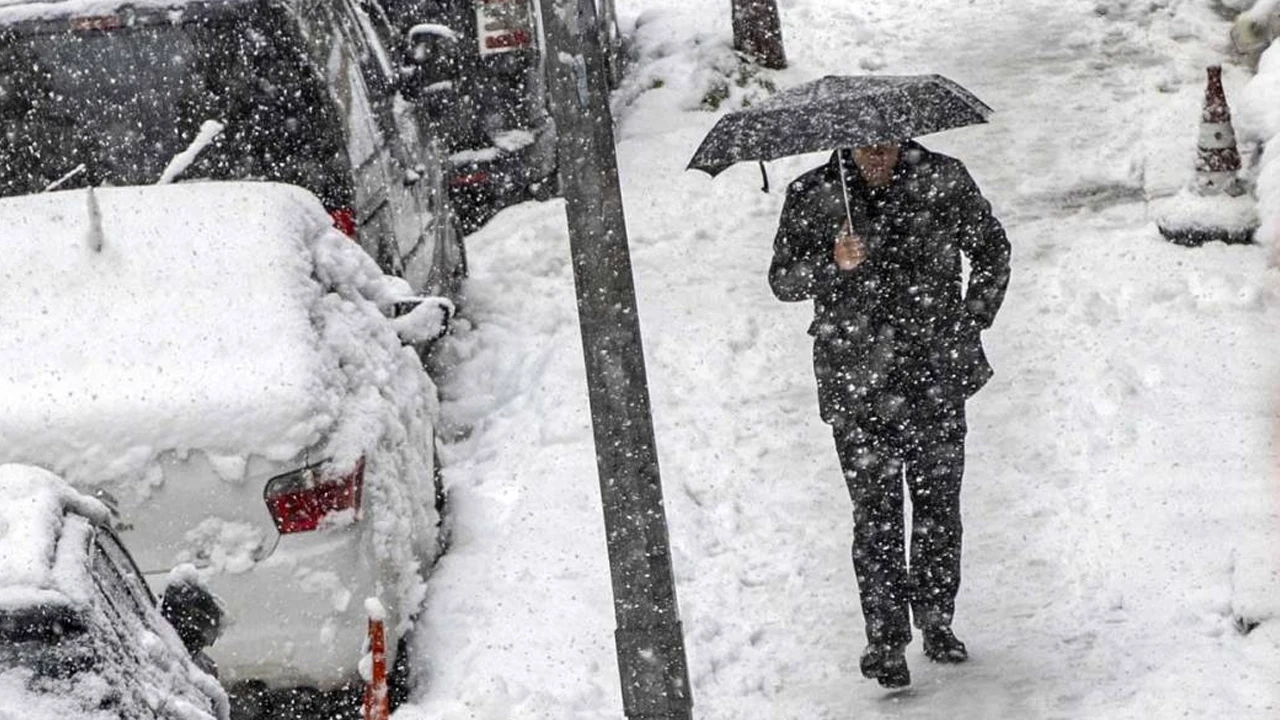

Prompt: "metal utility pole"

[731,0,787,69]
[537,1,692,718]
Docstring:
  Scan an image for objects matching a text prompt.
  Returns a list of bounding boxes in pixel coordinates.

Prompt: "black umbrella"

[687,74,993,178]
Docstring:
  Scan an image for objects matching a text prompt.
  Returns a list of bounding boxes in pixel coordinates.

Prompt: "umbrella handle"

[837,149,855,231]
[759,161,770,193]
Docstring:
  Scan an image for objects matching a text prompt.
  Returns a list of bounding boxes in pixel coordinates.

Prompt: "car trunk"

[105,452,304,576]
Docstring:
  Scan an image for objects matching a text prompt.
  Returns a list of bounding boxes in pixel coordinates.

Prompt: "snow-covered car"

[0,183,450,703]
[0,464,230,720]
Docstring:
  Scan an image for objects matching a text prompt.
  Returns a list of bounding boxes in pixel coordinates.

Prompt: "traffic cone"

[1153,65,1257,246]
[362,607,389,720]
[1195,65,1244,197]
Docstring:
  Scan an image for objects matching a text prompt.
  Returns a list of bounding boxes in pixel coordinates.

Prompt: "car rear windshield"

[0,6,353,207]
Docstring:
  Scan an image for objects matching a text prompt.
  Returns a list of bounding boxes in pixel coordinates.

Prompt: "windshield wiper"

[157,119,225,184]
[43,163,86,192]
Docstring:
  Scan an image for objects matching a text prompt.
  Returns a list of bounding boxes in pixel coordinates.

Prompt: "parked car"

[379,0,559,232]
[0,463,230,720]
[0,183,451,711]
[0,0,466,300]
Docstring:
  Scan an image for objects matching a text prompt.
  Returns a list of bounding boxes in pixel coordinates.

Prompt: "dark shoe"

[860,643,911,688]
[922,627,968,663]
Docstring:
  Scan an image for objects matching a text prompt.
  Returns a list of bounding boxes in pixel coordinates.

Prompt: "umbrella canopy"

[687,74,993,177]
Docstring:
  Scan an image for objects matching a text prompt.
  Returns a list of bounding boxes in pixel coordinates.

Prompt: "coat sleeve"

[768,178,842,302]
[948,164,1010,329]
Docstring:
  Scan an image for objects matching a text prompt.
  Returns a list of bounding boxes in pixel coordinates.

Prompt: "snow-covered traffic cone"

[1195,65,1243,197]
[1154,65,1257,246]
[362,600,390,720]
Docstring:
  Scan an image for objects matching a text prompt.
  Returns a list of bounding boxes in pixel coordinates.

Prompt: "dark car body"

[0,0,466,299]
[377,0,558,232]
[0,465,229,720]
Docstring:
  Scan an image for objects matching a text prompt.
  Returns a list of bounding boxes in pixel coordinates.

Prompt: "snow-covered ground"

[402,0,1280,717]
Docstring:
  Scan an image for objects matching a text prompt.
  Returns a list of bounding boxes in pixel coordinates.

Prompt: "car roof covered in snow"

[0,464,108,610]
[0,182,338,487]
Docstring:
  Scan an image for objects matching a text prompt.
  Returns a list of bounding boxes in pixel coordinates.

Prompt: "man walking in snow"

[769,140,1009,689]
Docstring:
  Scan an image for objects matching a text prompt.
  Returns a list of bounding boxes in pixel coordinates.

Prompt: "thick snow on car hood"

[0,183,338,487]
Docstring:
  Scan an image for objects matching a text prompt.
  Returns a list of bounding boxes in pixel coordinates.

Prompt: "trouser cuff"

[912,607,953,630]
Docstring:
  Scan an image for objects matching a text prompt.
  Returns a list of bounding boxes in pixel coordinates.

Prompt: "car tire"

[433,437,447,521]
[388,631,413,710]
[228,680,273,719]
[529,171,559,202]
[284,687,325,717]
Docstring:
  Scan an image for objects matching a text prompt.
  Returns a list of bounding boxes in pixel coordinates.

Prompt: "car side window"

[327,37,383,170]
[335,0,404,143]
[348,0,397,91]
[354,0,401,68]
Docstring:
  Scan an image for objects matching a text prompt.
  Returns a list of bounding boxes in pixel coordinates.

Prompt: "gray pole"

[536,1,693,718]
[731,0,787,69]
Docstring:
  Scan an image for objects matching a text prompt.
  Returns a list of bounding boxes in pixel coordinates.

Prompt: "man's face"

[853,143,901,187]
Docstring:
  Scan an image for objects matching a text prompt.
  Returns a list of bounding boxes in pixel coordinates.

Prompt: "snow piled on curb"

[1151,187,1258,232]
[1240,39,1280,253]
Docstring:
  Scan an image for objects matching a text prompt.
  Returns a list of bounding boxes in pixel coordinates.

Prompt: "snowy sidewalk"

[400,0,1280,717]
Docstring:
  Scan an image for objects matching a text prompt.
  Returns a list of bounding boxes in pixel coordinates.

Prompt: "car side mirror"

[401,24,462,99]
[160,572,224,656]
[391,296,455,345]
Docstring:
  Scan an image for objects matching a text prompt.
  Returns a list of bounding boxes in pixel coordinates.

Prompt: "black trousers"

[833,392,966,648]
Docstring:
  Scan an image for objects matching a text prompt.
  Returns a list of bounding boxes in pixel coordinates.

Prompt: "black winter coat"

[769,143,1010,426]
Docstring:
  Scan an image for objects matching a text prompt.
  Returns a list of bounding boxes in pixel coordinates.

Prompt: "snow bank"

[1151,187,1258,238]
[1239,41,1280,256]
[1232,0,1280,59]
[1235,25,1280,632]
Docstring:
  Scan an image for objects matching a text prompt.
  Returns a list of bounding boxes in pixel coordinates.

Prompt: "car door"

[322,15,404,277]
[327,0,427,285]
[346,0,466,298]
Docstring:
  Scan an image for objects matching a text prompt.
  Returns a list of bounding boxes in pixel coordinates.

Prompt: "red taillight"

[70,15,121,31]
[264,458,365,534]
[449,171,491,188]
[483,29,532,51]
[329,208,358,239]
